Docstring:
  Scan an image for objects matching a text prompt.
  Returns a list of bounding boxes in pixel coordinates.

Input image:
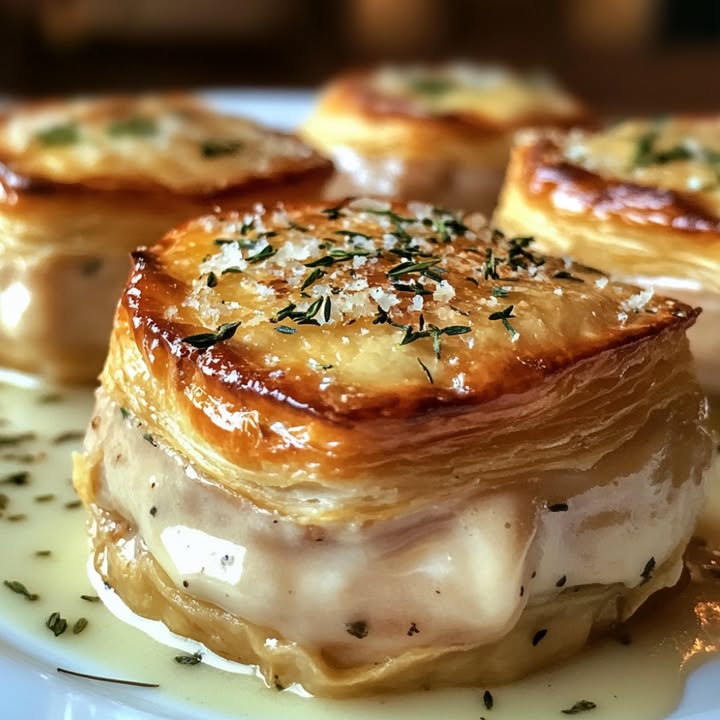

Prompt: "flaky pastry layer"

[99,198,705,522]
[301,63,589,212]
[493,123,720,388]
[0,95,332,382]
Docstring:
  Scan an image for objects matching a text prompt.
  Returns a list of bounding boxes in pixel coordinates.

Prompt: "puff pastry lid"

[318,63,589,132]
[0,95,331,197]
[103,198,698,520]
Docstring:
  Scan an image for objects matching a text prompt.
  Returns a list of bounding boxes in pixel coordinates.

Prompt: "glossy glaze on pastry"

[74,198,711,697]
[494,118,720,389]
[301,64,590,213]
[0,94,332,383]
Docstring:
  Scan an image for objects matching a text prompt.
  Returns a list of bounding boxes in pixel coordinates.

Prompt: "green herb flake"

[532,628,547,646]
[35,123,79,147]
[275,325,297,335]
[483,689,494,710]
[0,493,7,510]
[246,244,276,264]
[4,579,39,601]
[80,594,100,602]
[120,407,131,419]
[72,617,89,634]
[174,652,202,665]
[7,514,26,522]
[0,434,35,448]
[200,139,243,158]
[46,612,68,637]
[561,700,597,715]
[52,430,85,444]
[107,116,157,138]
[417,357,434,384]
[64,500,82,510]
[488,305,519,340]
[206,271,218,288]
[387,259,441,279]
[492,286,511,298]
[301,268,326,291]
[56,667,159,687]
[345,620,369,639]
[410,78,453,95]
[549,502,569,512]
[321,204,344,220]
[34,493,55,503]
[640,556,656,584]
[34,550,51,557]
[1,471,30,485]
[182,320,241,351]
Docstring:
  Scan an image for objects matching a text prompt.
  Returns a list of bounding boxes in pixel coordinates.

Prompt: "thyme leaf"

[181,321,241,350]
[4,579,39,601]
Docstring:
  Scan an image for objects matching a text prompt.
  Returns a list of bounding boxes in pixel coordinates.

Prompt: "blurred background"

[1,0,720,113]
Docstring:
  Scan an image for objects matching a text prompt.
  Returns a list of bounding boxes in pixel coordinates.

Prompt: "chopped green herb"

[321,204,344,220]
[206,271,218,288]
[1,471,30,485]
[345,620,369,639]
[174,652,202,665]
[301,268,326,291]
[488,305,519,340]
[532,628,547,646]
[107,116,157,137]
[7,514,26,522]
[80,594,100,602]
[120,407,130,419]
[641,556,655,584]
[56,667,159,687]
[182,321,241,350]
[35,550,51,557]
[549,503,569,512]
[35,123,79,146]
[4,579,39,601]
[64,500,82,510]
[275,325,297,335]
[0,434,35,448]
[149,505,158,517]
[561,700,597,714]
[246,244,276,264]
[142,433,157,447]
[323,296,332,323]
[492,286,511,297]
[387,259,441,278]
[633,129,659,167]
[46,611,68,637]
[52,431,85,444]
[483,689,494,710]
[410,78,453,95]
[288,221,309,232]
[556,575,567,588]
[34,493,55,503]
[417,357,433,384]
[200,139,243,158]
[73,617,89,635]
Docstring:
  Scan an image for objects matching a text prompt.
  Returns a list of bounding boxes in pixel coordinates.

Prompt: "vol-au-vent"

[494,117,720,391]
[301,63,591,213]
[73,198,711,697]
[0,94,332,383]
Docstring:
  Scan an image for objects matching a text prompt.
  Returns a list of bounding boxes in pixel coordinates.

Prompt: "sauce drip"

[0,380,718,719]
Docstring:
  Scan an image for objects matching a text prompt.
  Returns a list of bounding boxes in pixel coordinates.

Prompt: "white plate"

[0,92,719,720]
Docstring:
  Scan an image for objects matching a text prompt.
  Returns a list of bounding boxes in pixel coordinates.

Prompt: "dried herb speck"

[532,628,548,646]
[483,689,494,710]
[46,611,68,637]
[561,700,597,714]
[4,579,39,601]
[174,652,202,665]
[345,620,368,639]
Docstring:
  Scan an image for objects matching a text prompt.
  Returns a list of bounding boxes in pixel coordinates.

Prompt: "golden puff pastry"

[74,198,711,697]
[0,94,332,383]
[301,63,590,214]
[494,119,720,391]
